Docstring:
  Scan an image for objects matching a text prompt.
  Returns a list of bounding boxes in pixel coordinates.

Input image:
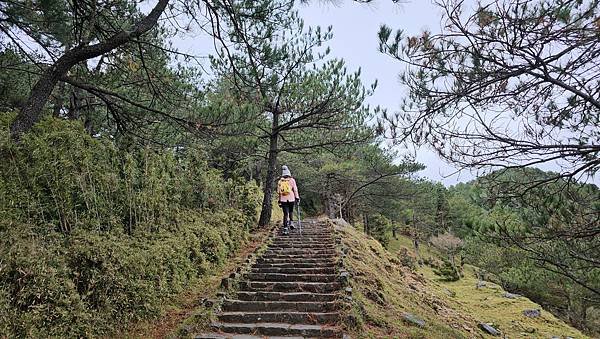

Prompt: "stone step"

[217,311,339,325]
[265,247,337,254]
[268,243,335,249]
[270,240,333,244]
[222,300,340,312]
[275,232,333,238]
[252,262,337,269]
[260,253,337,260]
[270,239,334,243]
[195,334,307,339]
[265,247,337,252]
[210,322,342,338]
[266,247,334,253]
[256,257,337,265]
[245,273,338,283]
[274,235,332,239]
[251,267,336,274]
[273,238,334,243]
[235,291,338,302]
[199,221,344,338]
[239,281,341,293]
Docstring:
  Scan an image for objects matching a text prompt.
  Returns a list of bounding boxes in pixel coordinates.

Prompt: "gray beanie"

[282,165,291,177]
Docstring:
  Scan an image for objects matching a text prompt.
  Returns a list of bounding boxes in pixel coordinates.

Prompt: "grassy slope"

[120,201,281,338]
[336,222,587,339]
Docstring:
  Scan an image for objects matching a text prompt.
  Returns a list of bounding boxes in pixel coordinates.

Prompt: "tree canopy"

[379,0,600,184]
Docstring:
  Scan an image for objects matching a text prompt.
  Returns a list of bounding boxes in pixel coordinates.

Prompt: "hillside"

[334,220,587,338]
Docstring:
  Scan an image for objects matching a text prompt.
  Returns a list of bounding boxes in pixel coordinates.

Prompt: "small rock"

[344,295,353,302]
[478,323,500,336]
[203,298,214,307]
[344,287,353,295]
[444,288,456,297]
[503,292,521,299]
[522,309,541,318]
[220,277,229,289]
[339,271,350,285]
[402,313,426,328]
[365,289,386,305]
[476,281,486,289]
[216,291,226,298]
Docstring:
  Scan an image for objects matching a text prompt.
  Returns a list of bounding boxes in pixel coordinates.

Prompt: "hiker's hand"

[295,198,300,204]
[278,202,282,207]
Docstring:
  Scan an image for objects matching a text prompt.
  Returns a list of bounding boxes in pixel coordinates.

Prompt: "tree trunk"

[413,237,421,264]
[9,0,169,140]
[449,253,456,271]
[258,109,280,227]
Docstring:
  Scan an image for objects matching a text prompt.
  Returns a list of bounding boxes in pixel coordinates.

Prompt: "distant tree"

[434,183,450,230]
[430,232,463,281]
[367,213,393,248]
[281,143,423,222]
[430,232,463,267]
[378,0,600,185]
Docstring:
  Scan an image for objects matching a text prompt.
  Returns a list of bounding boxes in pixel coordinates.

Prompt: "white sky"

[298,1,477,185]
[166,1,473,185]
[163,0,596,186]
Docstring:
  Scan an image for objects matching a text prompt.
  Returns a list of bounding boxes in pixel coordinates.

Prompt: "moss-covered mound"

[335,222,587,338]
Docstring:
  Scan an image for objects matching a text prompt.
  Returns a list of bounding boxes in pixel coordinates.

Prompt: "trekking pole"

[297,201,302,235]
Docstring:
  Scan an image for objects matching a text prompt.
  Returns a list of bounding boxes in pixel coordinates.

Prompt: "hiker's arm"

[292,178,299,200]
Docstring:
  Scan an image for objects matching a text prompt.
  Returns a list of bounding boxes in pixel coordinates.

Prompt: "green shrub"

[368,214,392,248]
[432,259,461,282]
[0,116,261,337]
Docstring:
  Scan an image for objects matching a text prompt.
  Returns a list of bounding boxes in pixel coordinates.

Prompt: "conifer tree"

[211,0,375,226]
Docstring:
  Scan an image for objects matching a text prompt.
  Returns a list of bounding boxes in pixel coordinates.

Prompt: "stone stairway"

[197,220,344,338]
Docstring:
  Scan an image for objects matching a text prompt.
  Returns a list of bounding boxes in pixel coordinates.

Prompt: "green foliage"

[451,169,600,333]
[0,116,261,337]
[367,213,392,248]
[433,259,461,282]
[280,144,423,221]
[379,0,599,182]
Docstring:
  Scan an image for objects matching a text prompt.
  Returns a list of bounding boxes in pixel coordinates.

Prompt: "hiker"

[277,165,299,233]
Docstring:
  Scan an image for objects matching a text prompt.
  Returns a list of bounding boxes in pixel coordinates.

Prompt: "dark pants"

[281,201,295,227]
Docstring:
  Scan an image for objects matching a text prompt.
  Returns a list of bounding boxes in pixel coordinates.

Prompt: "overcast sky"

[166,0,501,185]
[296,1,478,185]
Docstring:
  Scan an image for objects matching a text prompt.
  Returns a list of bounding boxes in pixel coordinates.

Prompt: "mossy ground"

[419,264,585,338]
[336,222,588,339]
